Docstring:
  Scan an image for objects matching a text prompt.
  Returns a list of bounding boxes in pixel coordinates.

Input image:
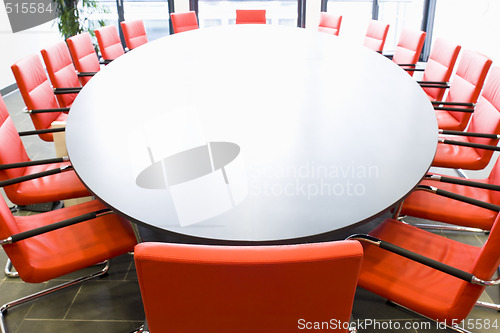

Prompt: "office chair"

[11,54,69,142]
[40,41,82,108]
[432,66,500,171]
[235,9,267,24]
[429,50,492,131]
[66,32,101,86]
[348,213,500,330]
[406,38,461,101]
[134,240,363,333]
[362,20,389,53]
[120,20,148,50]
[0,197,137,333]
[391,29,426,75]
[171,11,199,33]
[318,12,342,36]
[95,25,125,63]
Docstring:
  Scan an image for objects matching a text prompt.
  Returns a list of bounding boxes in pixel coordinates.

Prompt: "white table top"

[67,25,438,243]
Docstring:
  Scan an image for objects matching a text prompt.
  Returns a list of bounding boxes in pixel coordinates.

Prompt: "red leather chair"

[120,20,148,50]
[134,240,363,333]
[170,11,199,33]
[413,38,461,101]
[432,66,500,171]
[391,29,426,75]
[66,32,101,86]
[349,215,500,325]
[401,157,500,231]
[431,50,492,131]
[95,25,125,62]
[318,12,342,36]
[235,9,267,24]
[11,54,68,142]
[40,41,82,108]
[0,93,89,206]
[363,20,389,53]
[0,197,137,331]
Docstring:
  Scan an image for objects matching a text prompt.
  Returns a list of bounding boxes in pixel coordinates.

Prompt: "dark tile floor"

[1,90,500,333]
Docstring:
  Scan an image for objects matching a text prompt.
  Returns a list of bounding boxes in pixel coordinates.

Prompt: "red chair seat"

[401,178,497,229]
[433,136,484,169]
[434,110,462,131]
[2,199,136,283]
[358,218,484,322]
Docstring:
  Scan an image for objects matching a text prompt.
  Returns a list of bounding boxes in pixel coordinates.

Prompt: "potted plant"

[54,0,108,39]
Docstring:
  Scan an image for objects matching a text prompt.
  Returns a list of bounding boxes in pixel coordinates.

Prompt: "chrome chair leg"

[3,260,18,278]
[0,260,109,333]
[475,300,500,311]
[411,223,487,233]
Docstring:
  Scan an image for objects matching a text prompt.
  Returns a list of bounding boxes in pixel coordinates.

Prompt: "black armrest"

[432,101,475,107]
[18,127,65,137]
[347,233,475,283]
[425,174,500,192]
[78,72,97,77]
[100,59,113,65]
[0,165,73,187]
[54,87,82,94]
[440,130,499,139]
[418,82,450,89]
[0,208,110,245]
[398,63,417,68]
[439,138,500,152]
[404,68,425,72]
[0,157,69,170]
[28,107,70,114]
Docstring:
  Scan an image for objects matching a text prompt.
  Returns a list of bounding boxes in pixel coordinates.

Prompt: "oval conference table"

[66,25,438,244]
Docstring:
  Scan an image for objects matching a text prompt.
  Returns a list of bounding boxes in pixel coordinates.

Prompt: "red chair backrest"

[95,25,125,60]
[120,20,148,50]
[235,9,267,24]
[40,41,81,108]
[11,54,62,141]
[0,95,30,186]
[66,32,101,86]
[171,11,199,33]
[318,12,342,36]
[392,29,426,75]
[465,66,500,162]
[135,240,363,333]
[363,20,389,52]
[444,50,493,131]
[422,38,461,101]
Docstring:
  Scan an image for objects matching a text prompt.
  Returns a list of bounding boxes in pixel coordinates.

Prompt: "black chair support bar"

[439,138,500,152]
[0,165,73,188]
[440,130,500,139]
[0,157,68,170]
[1,209,111,245]
[53,88,82,94]
[29,107,70,114]
[18,127,65,137]
[77,72,97,77]
[347,234,475,283]
[425,174,500,192]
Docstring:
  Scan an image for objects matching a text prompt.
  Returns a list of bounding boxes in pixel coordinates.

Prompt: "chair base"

[0,260,109,333]
[476,300,500,311]
[3,260,18,278]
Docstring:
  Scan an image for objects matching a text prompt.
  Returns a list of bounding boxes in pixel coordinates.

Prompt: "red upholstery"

[235,9,267,24]
[135,240,363,333]
[40,41,81,108]
[120,20,148,50]
[66,32,101,86]
[11,54,67,142]
[401,168,500,230]
[392,29,426,75]
[436,50,492,131]
[95,25,125,61]
[0,94,89,205]
[318,12,342,36]
[171,11,199,33]
[0,198,137,283]
[421,39,461,101]
[363,20,389,52]
[358,217,500,323]
[433,66,500,170]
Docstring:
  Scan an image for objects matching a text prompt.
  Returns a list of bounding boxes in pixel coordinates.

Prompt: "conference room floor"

[1,90,499,332]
